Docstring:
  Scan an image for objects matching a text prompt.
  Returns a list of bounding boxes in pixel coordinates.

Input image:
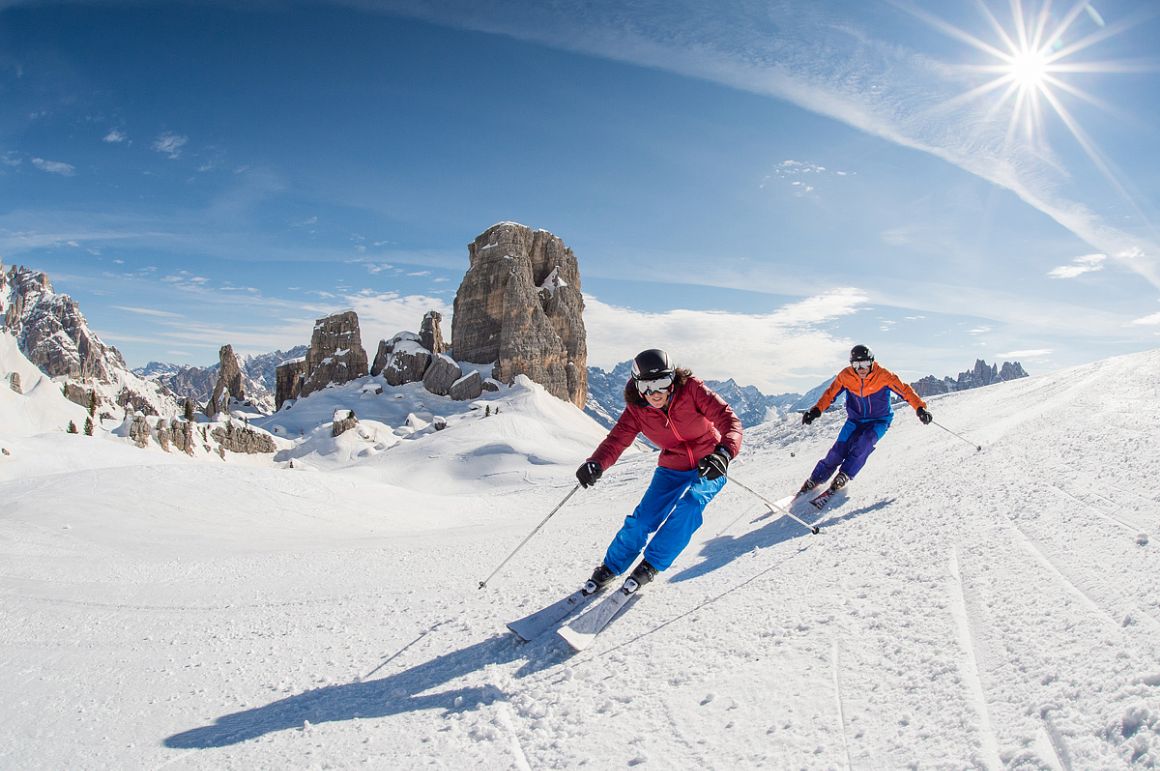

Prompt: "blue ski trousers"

[603,466,726,574]
[810,418,890,482]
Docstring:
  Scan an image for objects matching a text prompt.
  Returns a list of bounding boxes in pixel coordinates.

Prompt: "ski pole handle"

[478,483,582,590]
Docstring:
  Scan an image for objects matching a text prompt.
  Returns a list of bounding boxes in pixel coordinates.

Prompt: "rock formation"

[211,420,277,454]
[451,222,587,408]
[422,353,462,396]
[911,359,1029,397]
[374,332,432,386]
[1,261,178,417]
[274,311,368,408]
[419,311,446,354]
[206,345,246,417]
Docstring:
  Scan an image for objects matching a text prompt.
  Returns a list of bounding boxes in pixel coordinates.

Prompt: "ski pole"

[478,483,581,590]
[725,475,820,535]
[932,420,981,452]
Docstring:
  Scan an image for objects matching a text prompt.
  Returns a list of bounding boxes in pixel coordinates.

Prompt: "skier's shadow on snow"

[670,497,894,584]
[164,631,565,749]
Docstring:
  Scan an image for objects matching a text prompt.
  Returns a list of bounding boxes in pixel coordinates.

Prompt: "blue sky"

[1,0,1158,393]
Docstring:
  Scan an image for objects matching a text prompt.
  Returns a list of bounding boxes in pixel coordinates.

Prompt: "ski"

[810,487,848,511]
[507,587,604,642]
[557,579,643,652]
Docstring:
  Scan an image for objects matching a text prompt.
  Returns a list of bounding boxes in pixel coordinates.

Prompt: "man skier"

[799,344,931,496]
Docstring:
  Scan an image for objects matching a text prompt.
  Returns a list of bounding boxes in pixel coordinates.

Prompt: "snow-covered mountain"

[0,261,178,418]
[135,346,307,413]
[2,345,1157,768]
[586,360,798,429]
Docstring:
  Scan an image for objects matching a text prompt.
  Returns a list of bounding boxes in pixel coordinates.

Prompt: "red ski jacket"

[588,376,743,472]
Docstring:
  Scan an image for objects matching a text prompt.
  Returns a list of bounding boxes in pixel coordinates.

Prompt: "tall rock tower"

[451,222,587,408]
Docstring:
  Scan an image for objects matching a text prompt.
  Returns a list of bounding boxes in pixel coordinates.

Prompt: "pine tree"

[67,420,78,434]
[87,391,97,417]
[83,417,94,436]
[183,399,195,421]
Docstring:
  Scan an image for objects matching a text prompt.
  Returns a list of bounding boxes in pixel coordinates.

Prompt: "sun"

[1008,47,1050,89]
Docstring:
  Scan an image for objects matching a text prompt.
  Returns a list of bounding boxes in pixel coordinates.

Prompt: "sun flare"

[906,0,1147,175]
[1008,47,1050,89]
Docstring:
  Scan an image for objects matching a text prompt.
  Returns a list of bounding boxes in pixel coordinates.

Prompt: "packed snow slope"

[2,349,1158,768]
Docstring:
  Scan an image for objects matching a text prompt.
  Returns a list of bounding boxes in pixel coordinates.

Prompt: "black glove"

[697,447,731,480]
[802,407,821,425]
[576,460,603,488]
[916,407,933,425]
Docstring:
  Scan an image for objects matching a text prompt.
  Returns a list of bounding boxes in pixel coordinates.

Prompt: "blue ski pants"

[603,466,726,574]
[810,418,890,482]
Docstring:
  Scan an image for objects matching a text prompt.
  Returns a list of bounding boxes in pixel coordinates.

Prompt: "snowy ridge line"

[947,549,1003,770]
[831,638,853,770]
[1003,516,1160,644]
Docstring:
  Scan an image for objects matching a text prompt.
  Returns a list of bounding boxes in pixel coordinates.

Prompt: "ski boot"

[796,477,818,497]
[624,559,658,594]
[828,471,849,492]
[584,564,616,596]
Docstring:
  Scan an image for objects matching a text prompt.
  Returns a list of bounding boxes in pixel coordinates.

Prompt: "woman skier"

[575,349,743,594]
[799,344,932,497]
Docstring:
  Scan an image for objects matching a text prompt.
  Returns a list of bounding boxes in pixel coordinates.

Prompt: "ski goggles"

[851,359,874,370]
[635,374,674,395]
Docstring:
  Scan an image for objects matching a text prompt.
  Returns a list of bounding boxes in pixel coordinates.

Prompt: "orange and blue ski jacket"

[813,364,927,424]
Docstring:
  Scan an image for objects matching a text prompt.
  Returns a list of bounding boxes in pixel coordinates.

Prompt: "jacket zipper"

[662,390,697,468]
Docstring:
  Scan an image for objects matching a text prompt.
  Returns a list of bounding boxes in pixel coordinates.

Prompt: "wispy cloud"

[152,132,188,159]
[113,305,184,318]
[353,0,1159,289]
[760,159,855,197]
[997,348,1052,358]
[31,157,76,176]
[1048,253,1106,279]
[103,129,127,144]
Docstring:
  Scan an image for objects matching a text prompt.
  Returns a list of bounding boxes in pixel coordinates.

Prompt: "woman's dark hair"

[624,367,693,406]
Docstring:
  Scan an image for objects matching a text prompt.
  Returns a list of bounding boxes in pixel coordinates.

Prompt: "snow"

[2,343,1159,768]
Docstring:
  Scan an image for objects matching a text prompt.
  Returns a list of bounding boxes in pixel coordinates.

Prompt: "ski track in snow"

[947,548,1003,769]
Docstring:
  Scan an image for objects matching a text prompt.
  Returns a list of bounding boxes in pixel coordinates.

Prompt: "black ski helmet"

[849,344,874,363]
[631,349,673,381]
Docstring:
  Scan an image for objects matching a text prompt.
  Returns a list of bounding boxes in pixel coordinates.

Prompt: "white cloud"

[103,129,127,144]
[343,291,453,352]
[996,348,1052,358]
[583,288,869,391]
[1132,312,1160,326]
[31,157,76,176]
[1048,253,1106,279]
[152,132,188,159]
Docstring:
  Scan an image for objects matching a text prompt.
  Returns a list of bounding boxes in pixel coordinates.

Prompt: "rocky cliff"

[275,311,369,408]
[912,359,1029,397]
[1,260,177,417]
[451,222,587,408]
